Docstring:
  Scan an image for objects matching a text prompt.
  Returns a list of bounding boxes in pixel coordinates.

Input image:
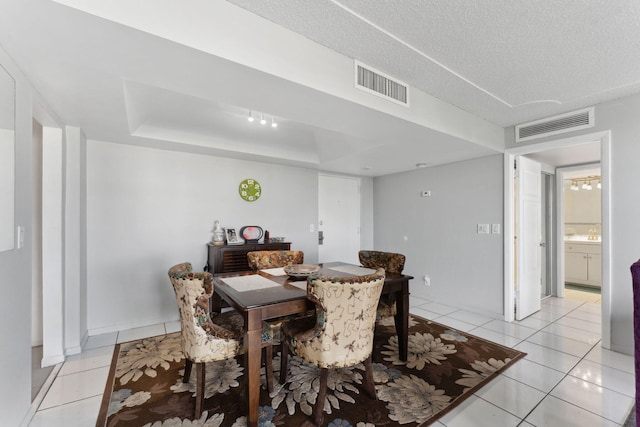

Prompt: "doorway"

[503,130,611,347]
[557,164,602,298]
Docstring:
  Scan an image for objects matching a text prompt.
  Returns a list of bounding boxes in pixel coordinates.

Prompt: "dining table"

[211,261,413,427]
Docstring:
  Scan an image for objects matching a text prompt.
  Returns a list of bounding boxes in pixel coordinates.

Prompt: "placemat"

[221,275,281,292]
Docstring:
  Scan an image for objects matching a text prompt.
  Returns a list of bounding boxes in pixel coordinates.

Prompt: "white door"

[515,157,542,320]
[318,175,360,264]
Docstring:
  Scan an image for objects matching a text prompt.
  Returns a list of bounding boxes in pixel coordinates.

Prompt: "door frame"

[503,130,611,348]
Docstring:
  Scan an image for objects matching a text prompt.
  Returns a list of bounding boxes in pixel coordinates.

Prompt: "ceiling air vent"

[355,61,409,107]
[515,107,594,142]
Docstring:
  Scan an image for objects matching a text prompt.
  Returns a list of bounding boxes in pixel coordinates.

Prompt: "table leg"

[394,281,409,361]
[244,316,262,427]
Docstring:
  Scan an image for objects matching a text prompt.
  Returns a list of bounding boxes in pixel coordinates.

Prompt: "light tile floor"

[28,290,635,427]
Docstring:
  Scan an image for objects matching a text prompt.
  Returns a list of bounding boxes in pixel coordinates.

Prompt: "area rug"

[97,315,526,427]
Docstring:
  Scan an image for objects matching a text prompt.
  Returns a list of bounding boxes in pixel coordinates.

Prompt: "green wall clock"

[239,178,261,202]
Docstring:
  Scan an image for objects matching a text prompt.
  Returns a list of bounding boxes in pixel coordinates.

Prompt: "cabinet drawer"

[565,243,601,254]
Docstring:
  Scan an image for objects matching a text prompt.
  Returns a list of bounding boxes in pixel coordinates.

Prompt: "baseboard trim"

[88,316,178,337]
[41,354,65,368]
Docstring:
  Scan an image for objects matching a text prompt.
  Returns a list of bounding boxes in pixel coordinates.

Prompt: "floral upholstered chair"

[168,262,274,418]
[246,250,304,270]
[279,268,385,426]
[358,250,406,321]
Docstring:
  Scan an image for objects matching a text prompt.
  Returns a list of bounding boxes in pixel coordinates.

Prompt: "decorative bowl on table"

[284,264,320,279]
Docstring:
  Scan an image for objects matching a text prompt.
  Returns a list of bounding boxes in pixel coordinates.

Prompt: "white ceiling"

[1,0,636,176]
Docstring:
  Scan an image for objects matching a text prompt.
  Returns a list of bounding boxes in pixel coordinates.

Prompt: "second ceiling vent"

[355,61,409,106]
[515,107,595,142]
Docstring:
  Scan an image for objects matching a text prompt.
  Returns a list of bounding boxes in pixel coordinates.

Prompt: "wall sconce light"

[248,111,255,122]
[260,113,267,125]
[271,117,277,128]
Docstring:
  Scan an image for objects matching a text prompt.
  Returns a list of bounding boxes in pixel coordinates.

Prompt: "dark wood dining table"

[211,261,413,427]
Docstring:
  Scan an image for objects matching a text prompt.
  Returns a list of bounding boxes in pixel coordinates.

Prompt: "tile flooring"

[28,291,635,426]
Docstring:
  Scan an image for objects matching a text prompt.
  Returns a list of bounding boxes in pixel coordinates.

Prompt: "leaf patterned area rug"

[97,315,526,427]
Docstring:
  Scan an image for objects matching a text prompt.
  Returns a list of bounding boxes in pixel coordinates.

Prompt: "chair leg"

[195,362,206,419]
[279,339,289,384]
[183,358,193,383]
[363,355,377,400]
[314,368,328,426]
[263,345,274,393]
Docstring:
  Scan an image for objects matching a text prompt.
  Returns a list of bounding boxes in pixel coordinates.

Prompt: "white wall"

[373,155,504,318]
[86,141,344,334]
[0,47,33,426]
[506,93,640,355]
[563,180,601,226]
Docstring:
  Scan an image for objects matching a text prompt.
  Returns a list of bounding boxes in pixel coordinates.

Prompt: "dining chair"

[358,250,406,321]
[279,268,386,426]
[246,250,304,270]
[168,262,275,418]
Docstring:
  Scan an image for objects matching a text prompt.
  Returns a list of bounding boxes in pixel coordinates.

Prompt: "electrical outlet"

[477,224,489,234]
[423,275,431,286]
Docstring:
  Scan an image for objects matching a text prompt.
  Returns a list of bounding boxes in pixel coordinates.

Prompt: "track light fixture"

[246,110,279,129]
[567,175,600,191]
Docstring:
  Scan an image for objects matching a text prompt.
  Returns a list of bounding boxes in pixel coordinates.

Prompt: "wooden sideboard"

[205,242,292,274]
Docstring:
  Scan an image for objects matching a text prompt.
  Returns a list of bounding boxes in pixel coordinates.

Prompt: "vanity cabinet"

[565,242,601,288]
[205,242,291,274]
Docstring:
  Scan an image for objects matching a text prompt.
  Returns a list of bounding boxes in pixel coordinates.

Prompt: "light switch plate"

[491,224,501,234]
[477,224,489,234]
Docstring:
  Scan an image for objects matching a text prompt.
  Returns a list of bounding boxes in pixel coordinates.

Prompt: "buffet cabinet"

[205,242,292,274]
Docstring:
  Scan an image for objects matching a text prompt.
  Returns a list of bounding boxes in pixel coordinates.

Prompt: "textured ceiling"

[228,0,640,127]
[0,0,631,175]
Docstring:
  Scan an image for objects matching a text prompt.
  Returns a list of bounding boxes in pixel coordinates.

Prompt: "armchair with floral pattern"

[279,268,385,425]
[168,262,274,418]
[358,250,406,320]
[246,250,304,270]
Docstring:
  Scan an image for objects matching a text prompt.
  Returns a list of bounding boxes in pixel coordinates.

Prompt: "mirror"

[0,64,15,252]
